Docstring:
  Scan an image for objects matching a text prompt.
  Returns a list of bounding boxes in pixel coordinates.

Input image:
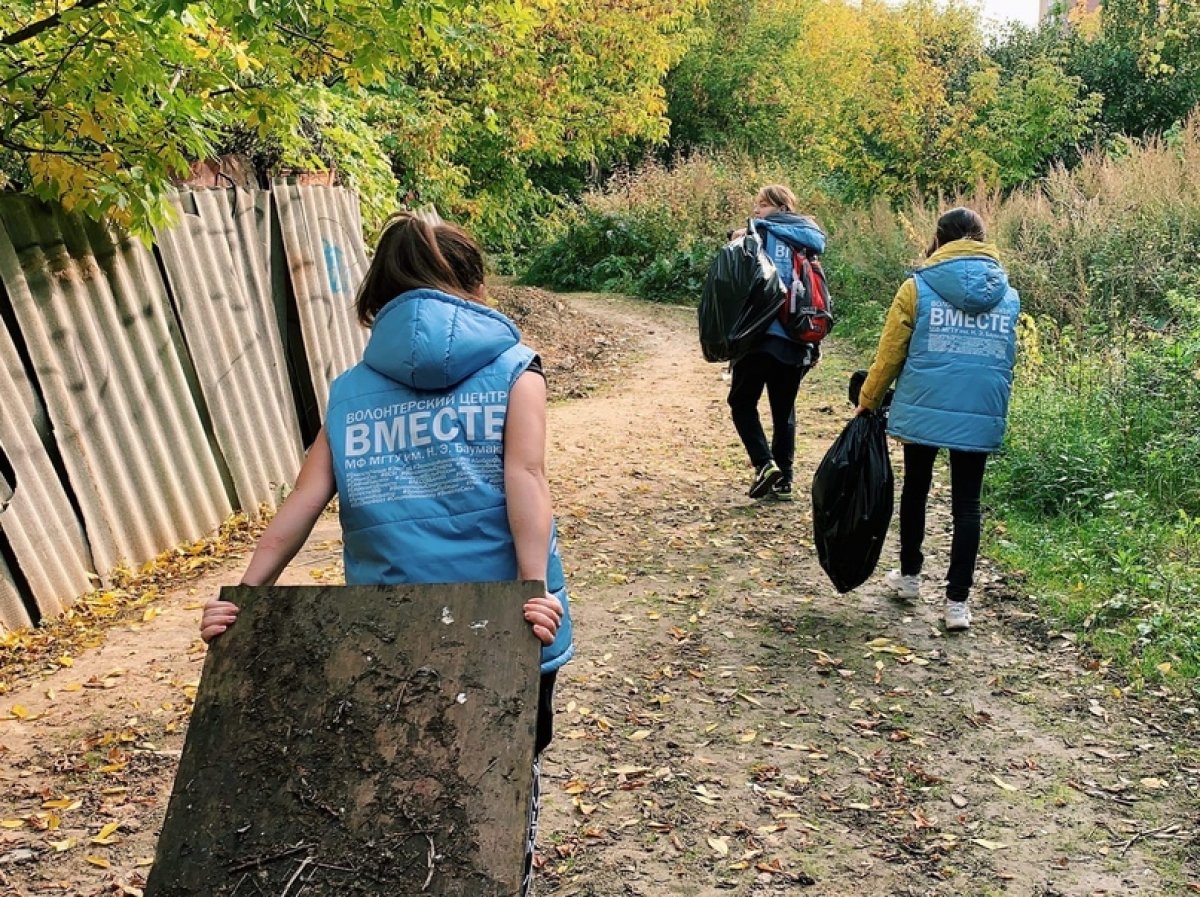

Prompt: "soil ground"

[1,289,1198,897]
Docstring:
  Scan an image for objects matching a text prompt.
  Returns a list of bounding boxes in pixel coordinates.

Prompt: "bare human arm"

[504,369,563,646]
[199,429,337,642]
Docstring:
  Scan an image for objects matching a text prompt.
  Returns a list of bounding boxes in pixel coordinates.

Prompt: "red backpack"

[779,249,833,343]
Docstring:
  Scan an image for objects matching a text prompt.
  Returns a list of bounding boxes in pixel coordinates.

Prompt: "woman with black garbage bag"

[727,184,826,501]
[854,208,1019,632]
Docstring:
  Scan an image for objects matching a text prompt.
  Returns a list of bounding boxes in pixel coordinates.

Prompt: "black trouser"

[521,673,557,897]
[899,444,988,602]
[728,352,809,483]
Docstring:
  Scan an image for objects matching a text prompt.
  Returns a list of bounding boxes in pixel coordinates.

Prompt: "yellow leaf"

[85,855,111,868]
[9,704,30,720]
[737,731,757,743]
[142,607,159,623]
[1156,662,1172,675]
[990,775,1018,792]
[92,821,120,843]
[1,819,24,829]
[627,730,651,741]
[707,836,730,856]
[562,780,589,795]
[77,115,105,144]
[58,655,74,668]
[50,838,76,851]
[41,799,81,811]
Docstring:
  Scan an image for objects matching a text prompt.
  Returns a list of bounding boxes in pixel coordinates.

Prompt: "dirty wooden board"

[146,582,542,896]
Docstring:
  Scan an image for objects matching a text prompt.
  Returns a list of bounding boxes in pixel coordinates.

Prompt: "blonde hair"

[756,184,796,212]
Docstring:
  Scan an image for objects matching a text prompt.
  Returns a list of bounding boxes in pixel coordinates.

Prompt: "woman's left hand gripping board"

[523,592,563,645]
[200,598,240,643]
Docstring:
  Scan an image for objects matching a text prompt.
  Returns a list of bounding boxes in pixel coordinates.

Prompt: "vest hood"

[753,213,827,255]
[915,240,1009,314]
[363,288,521,390]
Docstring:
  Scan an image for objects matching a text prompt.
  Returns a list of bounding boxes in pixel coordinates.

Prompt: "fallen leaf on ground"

[991,775,1019,792]
[971,839,1009,850]
[707,837,729,856]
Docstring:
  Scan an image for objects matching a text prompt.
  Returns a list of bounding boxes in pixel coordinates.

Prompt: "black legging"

[899,443,988,602]
[728,352,809,483]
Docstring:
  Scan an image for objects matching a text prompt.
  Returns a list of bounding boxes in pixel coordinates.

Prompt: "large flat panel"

[147,581,542,896]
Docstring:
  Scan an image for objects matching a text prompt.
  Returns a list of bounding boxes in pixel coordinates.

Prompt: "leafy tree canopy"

[666,0,1101,199]
[0,0,700,239]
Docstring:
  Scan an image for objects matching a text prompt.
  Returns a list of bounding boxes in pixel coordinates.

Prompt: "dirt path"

[2,293,1198,896]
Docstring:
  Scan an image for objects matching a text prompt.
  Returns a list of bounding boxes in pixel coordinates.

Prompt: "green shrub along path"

[0,290,1196,896]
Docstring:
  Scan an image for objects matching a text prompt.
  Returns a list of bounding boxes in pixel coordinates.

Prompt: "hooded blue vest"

[325,288,574,673]
[888,256,1020,453]
[752,213,827,342]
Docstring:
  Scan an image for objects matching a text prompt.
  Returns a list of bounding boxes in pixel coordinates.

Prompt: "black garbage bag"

[847,369,893,412]
[698,222,785,363]
[811,413,894,593]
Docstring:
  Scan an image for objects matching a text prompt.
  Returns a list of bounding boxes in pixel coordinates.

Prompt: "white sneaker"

[884,569,920,600]
[944,600,972,632]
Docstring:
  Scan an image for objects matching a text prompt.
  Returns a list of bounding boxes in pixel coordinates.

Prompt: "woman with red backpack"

[727,184,828,501]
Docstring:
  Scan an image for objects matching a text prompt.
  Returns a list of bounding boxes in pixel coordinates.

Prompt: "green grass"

[985,509,1200,685]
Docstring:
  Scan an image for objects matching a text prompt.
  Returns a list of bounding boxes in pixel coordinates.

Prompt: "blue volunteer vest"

[326,314,573,673]
[888,270,1020,453]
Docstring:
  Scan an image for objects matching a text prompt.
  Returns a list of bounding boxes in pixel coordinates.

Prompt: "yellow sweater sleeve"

[859,278,917,410]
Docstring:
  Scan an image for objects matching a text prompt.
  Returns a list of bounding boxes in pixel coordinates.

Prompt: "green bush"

[521,153,800,304]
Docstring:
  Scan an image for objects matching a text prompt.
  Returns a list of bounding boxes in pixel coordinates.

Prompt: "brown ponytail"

[927,207,986,256]
[756,184,797,213]
[355,213,480,326]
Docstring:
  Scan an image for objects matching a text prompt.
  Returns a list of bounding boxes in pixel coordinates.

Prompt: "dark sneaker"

[770,480,793,501]
[748,461,783,498]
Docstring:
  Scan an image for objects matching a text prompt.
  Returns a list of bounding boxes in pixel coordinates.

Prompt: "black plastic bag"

[811,413,894,593]
[698,223,785,363]
[848,369,894,412]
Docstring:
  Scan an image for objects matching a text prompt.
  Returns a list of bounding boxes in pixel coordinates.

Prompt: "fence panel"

[0,310,95,630]
[273,180,369,415]
[0,196,233,579]
[156,188,303,515]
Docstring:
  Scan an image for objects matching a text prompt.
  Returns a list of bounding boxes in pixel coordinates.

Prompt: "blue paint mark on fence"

[323,239,346,294]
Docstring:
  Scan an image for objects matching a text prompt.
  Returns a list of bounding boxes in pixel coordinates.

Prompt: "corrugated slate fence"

[0,184,370,632]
